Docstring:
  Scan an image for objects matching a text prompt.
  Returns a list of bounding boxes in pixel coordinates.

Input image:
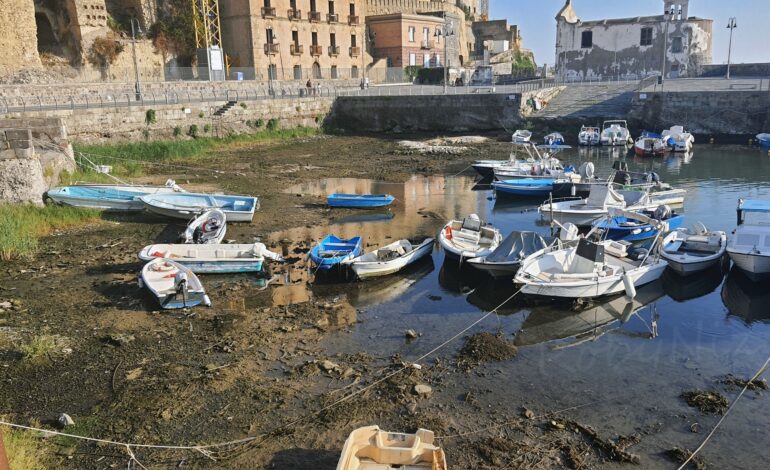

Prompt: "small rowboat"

[493,178,556,198]
[182,209,226,244]
[46,180,183,211]
[138,243,282,273]
[310,235,363,271]
[592,206,683,242]
[327,193,395,208]
[346,238,434,279]
[660,223,727,276]
[438,214,503,261]
[140,193,259,222]
[634,135,668,157]
[139,258,211,309]
[336,425,447,470]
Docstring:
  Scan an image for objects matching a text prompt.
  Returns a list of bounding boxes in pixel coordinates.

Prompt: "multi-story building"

[365,13,450,69]
[220,0,367,81]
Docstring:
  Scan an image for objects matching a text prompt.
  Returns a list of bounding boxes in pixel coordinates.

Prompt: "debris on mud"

[457,332,517,369]
[718,374,768,391]
[665,447,707,470]
[553,419,641,464]
[681,390,729,415]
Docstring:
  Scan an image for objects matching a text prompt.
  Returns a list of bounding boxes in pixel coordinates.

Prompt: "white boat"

[346,239,434,279]
[182,209,227,244]
[140,193,259,222]
[661,125,695,152]
[336,425,447,470]
[543,132,565,146]
[600,120,633,146]
[438,214,503,261]
[515,211,668,300]
[660,223,726,276]
[538,184,652,227]
[634,135,668,157]
[46,180,184,211]
[512,129,533,143]
[139,258,211,309]
[578,126,601,146]
[727,199,770,280]
[466,231,552,277]
[138,243,282,273]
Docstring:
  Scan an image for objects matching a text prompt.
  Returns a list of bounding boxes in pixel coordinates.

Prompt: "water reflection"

[721,268,770,324]
[331,211,395,225]
[347,257,434,308]
[662,264,726,302]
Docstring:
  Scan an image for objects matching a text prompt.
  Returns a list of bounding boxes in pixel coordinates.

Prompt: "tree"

[88,33,124,79]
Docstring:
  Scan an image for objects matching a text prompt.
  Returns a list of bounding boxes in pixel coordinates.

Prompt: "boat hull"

[727,250,770,280]
[663,257,722,276]
[327,194,395,208]
[465,259,521,277]
[48,193,143,211]
[493,180,554,198]
[350,240,433,279]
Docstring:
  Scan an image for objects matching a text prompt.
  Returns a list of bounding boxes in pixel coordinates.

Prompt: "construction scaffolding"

[191,0,226,80]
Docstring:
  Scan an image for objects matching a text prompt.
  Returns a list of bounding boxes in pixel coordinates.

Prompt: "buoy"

[445,225,453,240]
[709,137,715,144]
[622,272,636,300]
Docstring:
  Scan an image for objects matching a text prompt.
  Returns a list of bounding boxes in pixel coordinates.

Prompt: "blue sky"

[491,0,768,66]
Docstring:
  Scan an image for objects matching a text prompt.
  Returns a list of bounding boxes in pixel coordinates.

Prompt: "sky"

[491,0,768,66]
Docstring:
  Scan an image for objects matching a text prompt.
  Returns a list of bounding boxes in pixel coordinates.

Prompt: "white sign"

[639,93,647,100]
[210,48,224,71]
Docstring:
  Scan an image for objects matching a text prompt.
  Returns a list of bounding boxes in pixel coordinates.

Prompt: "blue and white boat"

[592,206,683,242]
[756,133,770,147]
[727,199,770,280]
[493,178,556,198]
[138,243,282,273]
[310,235,363,271]
[140,193,259,222]
[46,181,183,211]
[327,193,395,208]
[139,258,211,309]
[543,132,565,146]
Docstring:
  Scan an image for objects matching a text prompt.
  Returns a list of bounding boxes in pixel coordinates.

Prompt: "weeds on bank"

[0,205,100,261]
[1,421,49,470]
[17,335,57,360]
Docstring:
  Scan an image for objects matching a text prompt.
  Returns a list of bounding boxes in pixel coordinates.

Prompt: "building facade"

[220,0,367,81]
[365,13,447,69]
[555,0,712,80]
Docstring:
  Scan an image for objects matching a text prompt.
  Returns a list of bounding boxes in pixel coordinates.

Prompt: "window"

[328,1,334,15]
[266,28,274,44]
[351,34,356,48]
[350,3,355,15]
[351,65,358,78]
[268,64,277,80]
[312,31,318,45]
[640,27,653,46]
[330,32,336,47]
[292,30,299,46]
[423,27,429,43]
[310,0,316,11]
[290,0,296,8]
[409,52,416,66]
[293,65,302,79]
[581,31,592,48]
[408,26,415,42]
[331,65,338,78]
[671,36,683,53]
[434,53,441,66]
[264,0,271,6]
[423,53,430,67]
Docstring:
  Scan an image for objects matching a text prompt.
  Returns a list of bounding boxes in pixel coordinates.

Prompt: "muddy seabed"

[0,135,767,469]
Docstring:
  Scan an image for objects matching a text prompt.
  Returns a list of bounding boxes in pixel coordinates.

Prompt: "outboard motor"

[174,271,188,295]
[613,171,631,185]
[612,161,629,172]
[653,204,672,221]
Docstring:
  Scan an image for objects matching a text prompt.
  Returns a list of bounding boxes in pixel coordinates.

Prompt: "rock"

[320,360,341,373]
[414,384,433,398]
[523,408,536,420]
[57,413,75,427]
[61,348,73,354]
[105,334,135,347]
[405,329,418,339]
[550,420,565,430]
[0,301,11,309]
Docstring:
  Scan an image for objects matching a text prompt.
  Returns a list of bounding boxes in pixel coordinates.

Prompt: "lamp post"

[434,15,454,94]
[659,7,674,86]
[129,18,142,101]
[726,17,737,79]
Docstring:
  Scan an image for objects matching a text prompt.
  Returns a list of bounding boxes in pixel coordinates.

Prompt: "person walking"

[306,79,313,97]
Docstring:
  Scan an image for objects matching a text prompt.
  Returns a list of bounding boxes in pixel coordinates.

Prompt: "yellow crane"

[191,0,229,76]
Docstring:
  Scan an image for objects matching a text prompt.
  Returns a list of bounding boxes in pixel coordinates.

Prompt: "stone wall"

[0,0,41,74]
[697,63,770,78]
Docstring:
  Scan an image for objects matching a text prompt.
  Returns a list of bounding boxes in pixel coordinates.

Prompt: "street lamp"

[659,6,675,86]
[434,15,454,94]
[129,17,142,101]
[726,17,737,79]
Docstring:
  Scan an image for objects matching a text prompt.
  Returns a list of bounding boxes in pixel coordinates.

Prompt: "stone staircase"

[213,100,238,117]
[534,82,638,120]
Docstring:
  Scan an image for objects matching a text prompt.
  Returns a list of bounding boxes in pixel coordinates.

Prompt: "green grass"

[0,205,100,261]
[1,422,49,469]
[18,335,57,360]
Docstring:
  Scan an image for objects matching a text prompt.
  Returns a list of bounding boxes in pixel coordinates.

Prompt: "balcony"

[310,44,323,56]
[327,13,339,23]
[288,8,301,20]
[261,6,276,18]
[309,11,321,22]
[348,15,359,25]
[264,43,279,55]
[421,40,434,49]
[349,46,361,57]
[328,45,340,56]
[290,44,303,55]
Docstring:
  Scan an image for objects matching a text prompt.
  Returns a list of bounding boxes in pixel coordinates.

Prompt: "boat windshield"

[740,200,770,225]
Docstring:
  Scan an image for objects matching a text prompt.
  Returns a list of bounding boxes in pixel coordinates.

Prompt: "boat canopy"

[486,231,548,263]
[586,184,625,208]
[738,199,770,213]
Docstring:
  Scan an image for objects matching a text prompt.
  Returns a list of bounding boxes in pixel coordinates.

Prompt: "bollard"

[0,428,9,470]
[709,137,715,144]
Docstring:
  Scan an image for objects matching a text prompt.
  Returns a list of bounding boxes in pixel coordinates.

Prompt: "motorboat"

[327,194,395,208]
[600,120,633,146]
[538,183,652,227]
[578,126,601,146]
[755,133,770,147]
[438,214,503,261]
[515,211,668,300]
[727,199,770,280]
[182,209,226,244]
[46,180,184,211]
[543,132,565,146]
[466,231,552,278]
[310,235,363,271]
[472,159,510,178]
[592,205,682,242]
[661,126,695,152]
[336,425,447,470]
[139,258,211,309]
[345,239,434,279]
[140,193,259,222]
[512,129,533,143]
[493,178,559,198]
[634,134,668,157]
[660,223,727,276]
[138,243,282,273]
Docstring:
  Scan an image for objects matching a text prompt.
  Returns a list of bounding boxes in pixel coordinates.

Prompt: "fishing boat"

[756,133,770,147]
[578,126,601,146]
[438,214,503,261]
[327,193,395,208]
[336,425,447,470]
[661,125,695,152]
[538,184,652,227]
[345,239,434,279]
[140,193,259,222]
[660,223,727,276]
[727,199,770,280]
[466,231,552,278]
[310,235,363,271]
[493,178,558,198]
[139,258,211,309]
[46,180,183,211]
[472,159,509,178]
[600,120,633,146]
[592,205,683,242]
[512,129,533,143]
[138,243,282,273]
[634,134,668,157]
[181,209,226,244]
[514,211,668,300]
[543,132,565,146]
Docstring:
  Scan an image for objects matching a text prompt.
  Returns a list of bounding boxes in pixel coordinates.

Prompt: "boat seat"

[454,229,481,244]
[664,240,683,253]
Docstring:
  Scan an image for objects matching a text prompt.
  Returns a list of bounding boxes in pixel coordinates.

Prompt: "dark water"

[270,145,770,468]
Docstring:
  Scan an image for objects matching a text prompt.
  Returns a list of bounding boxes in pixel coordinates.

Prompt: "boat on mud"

[327,193,395,208]
[138,243,282,273]
[438,214,503,261]
[181,209,227,244]
[310,235,364,271]
[140,193,259,222]
[336,426,447,470]
[46,180,184,211]
[660,223,727,276]
[139,258,211,309]
[346,238,434,279]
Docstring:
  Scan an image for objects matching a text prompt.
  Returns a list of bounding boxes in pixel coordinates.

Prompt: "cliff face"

[0,0,41,74]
